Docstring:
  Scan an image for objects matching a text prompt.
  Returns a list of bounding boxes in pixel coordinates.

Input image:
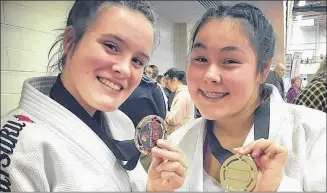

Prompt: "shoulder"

[176,87,192,99]
[267,70,274,78]
[105,110,135,138]
[304,79,326,95]
[287,88,295,94]
[284,103,326,137]
[293,80,326,105]
[2,108,58,141]
[106,109,134,127]
[168,118,205,144]
[1,108,68,153]
[1,109,67,183]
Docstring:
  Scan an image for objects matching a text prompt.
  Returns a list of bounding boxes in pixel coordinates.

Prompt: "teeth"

[99,77,122,91]
[202,91,227,99]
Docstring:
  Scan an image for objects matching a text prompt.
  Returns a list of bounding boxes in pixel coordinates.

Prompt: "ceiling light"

[299,19,315,27]
[298,1,306,7]
[296,15,303,20]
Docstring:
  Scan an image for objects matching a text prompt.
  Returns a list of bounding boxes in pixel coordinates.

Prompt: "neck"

[175,82,184,91]
[61,71,96,117]
[214,97,260,139]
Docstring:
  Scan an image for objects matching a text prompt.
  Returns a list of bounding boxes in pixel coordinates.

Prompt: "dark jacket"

[195,107,202,118]
[265,71,285,99]
[163,87,170,98]
[119,74,166,127]
[167,92,175,111]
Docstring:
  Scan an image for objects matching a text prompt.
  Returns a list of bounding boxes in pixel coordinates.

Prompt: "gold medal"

[134,115,167,155]
[220,154,258,192]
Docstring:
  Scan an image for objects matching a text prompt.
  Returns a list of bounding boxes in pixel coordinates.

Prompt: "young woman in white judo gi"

[168,3,326,192]
[0,1,187,191]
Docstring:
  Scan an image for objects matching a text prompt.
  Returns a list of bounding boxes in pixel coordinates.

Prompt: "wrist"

[146,181,153,192]
[271,174,283,192]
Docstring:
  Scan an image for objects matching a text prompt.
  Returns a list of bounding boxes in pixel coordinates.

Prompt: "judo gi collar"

[206,93,271,165]
[49,74,140,170]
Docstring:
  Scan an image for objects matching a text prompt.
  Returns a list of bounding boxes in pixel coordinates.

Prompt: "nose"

[203,63,221,84]
[112,58,131,79]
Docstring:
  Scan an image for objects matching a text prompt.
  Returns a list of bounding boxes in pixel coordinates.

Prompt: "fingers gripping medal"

[207,97,271,191]
[134,115,167,155]
[220,154,258,192]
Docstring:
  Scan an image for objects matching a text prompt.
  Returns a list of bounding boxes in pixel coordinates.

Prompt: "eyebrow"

[221,46,246,54]
[100,33,150,61]
[192,42,245,54]
[192,42,206,49]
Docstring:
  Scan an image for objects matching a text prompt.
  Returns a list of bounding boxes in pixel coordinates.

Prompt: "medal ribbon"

[206,97,270,165]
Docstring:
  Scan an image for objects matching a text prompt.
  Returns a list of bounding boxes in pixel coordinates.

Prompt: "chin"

[94,99,122,112]
[97,104,119,112]
[201,111,222,120]
[197,104,231,121]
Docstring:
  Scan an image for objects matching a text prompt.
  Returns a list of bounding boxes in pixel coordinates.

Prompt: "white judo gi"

[168,85,326,192]
[0,76,147,191]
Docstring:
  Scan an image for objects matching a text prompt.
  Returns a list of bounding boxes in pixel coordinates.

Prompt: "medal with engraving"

[134,115,167,155]
[220,154,258,192]
[206,97,271,191]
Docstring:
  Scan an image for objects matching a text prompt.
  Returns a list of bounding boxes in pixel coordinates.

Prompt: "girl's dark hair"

[164,68,187,85]
[156,75,163,83]
[47,0,158,74]
[189,3,276,100]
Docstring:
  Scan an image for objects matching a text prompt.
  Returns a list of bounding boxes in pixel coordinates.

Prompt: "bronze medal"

[220,154,258,192]
[134,115,167,155]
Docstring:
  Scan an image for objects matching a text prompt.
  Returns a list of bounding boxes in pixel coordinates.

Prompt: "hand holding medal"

[232,139,288,192]
[207,98,288,192]
[134,115,187,191]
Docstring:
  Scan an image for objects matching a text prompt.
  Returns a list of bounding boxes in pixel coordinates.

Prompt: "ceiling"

[151,1,286,63]
[151,1,284,24]
[292,0,327,25]
[150,1,206,23]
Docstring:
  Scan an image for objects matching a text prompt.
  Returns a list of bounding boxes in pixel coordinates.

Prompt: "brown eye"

[195,57,208,63]
[104,42,118,52]
[132,57,144,66]
[222,59,239,64]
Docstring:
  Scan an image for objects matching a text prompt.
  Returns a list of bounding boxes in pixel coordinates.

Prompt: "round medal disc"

[134,115,167,155]
[220,154,258,192]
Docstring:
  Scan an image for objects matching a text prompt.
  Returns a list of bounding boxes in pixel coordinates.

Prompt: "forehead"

[194,18,252,50]
[276,63,285,69]
[88,6,154,52]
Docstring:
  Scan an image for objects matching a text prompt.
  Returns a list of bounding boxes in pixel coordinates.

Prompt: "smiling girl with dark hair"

[1,1,186,191]
[169,3,326,191]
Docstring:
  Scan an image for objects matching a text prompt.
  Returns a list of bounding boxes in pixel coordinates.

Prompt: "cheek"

[87,56,109,72]
[223,69,257,99]
[73,42,108,73]
[187,65,203,89]
[127,69,143,90]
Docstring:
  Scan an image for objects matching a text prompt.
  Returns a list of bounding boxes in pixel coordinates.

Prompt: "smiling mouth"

[201,90,229,99]
[97,77,123,91]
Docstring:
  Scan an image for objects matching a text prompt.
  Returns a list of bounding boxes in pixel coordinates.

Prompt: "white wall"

[288,20,326,61]
[173,23,188,71]
[1,1,176,115]
[150,17,175,75]
[186,1,285,65]
[1,1,72,116]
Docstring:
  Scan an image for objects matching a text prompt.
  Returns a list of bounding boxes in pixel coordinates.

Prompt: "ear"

[63,26,75,58]
[258,60,272,84]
